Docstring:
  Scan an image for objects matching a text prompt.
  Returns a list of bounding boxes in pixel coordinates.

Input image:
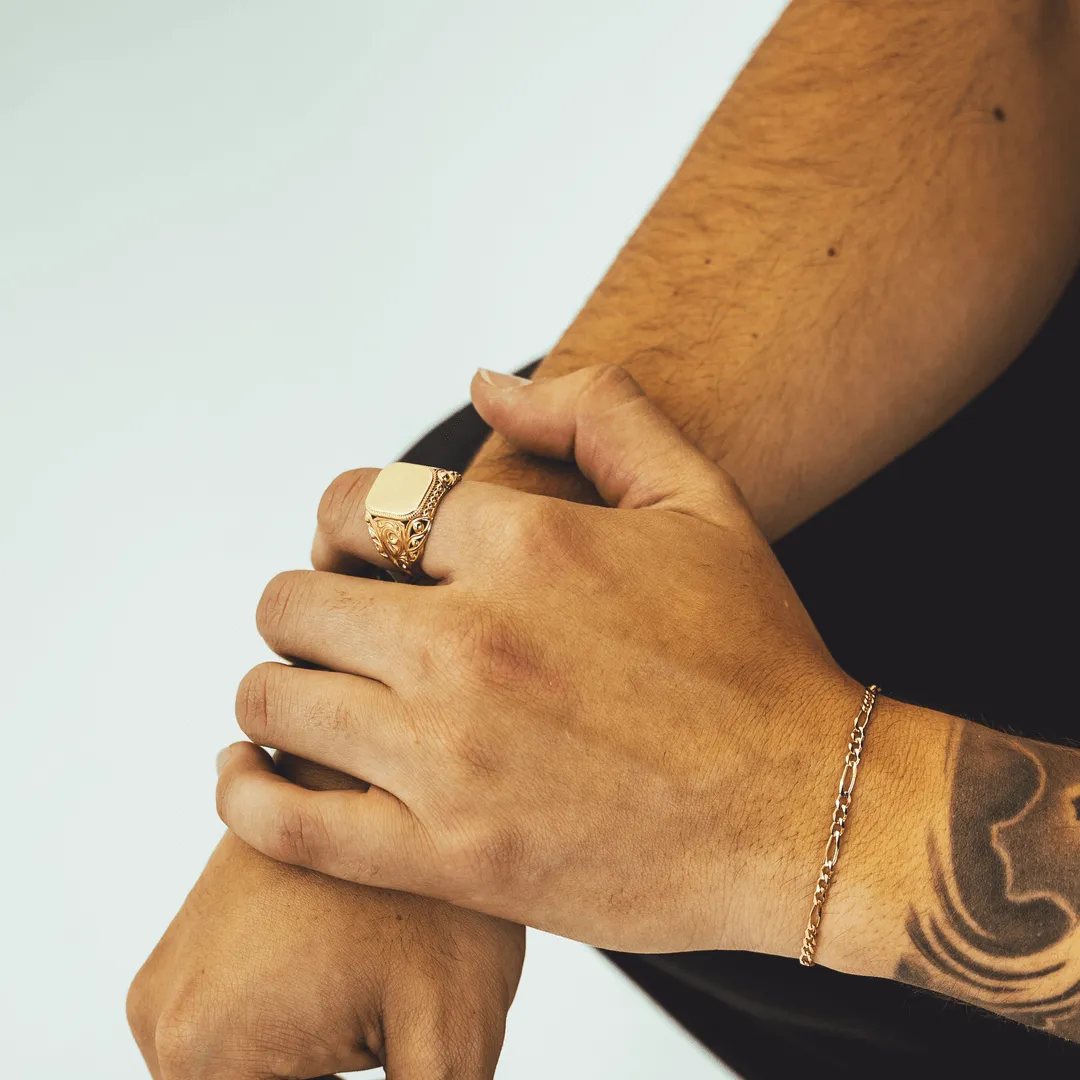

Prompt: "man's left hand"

[214,366,915,958]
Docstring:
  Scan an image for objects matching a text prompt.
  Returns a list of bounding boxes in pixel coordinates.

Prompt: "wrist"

[721,671,949,973]
[804,694,952,978]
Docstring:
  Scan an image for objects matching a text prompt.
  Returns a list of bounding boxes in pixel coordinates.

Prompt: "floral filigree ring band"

[364,462,462,578]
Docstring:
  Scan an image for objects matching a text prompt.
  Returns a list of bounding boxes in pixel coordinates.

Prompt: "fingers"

[216,742,425,891]
[382,1008,504,1080]
[384,1033,501,1080]
[235,662,408,788]
[311,466,522,581]
[471,365,744,524]
[256,569,434,684]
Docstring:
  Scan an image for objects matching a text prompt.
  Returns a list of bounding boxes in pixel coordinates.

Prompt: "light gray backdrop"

[0,2,786,1075]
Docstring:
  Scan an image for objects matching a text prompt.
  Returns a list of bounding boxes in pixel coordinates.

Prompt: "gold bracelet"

[799,684,881,967]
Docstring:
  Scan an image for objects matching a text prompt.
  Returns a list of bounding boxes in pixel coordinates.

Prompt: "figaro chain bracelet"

[799,684,881,967]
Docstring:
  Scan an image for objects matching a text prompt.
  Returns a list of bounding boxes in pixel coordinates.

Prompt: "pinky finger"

[215,742,423,892]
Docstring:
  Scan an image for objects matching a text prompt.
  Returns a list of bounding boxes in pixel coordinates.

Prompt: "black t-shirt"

[402,268,1080,1078]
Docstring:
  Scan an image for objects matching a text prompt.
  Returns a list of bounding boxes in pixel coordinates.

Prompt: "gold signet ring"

[364,462,462,578]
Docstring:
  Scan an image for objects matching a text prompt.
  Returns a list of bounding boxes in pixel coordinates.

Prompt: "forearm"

[810,696,1080,1041]
[471,0,1080,536]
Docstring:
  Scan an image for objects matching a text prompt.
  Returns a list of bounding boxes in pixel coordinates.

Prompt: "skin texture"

[128,829,522,1080]
[220,366,869,955]
[130,1,1080,1074]
[898,723,1080,1039]
[469,0,1080,539]
[217,368,1080,1043]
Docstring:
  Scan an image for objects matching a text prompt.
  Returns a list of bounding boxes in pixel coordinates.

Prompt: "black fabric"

[399,269,1080,1077]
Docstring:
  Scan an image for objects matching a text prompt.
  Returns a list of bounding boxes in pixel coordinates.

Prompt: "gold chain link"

[799,684,880,967]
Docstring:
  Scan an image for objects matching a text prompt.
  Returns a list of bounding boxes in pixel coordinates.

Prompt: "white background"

[0,2,786,1075]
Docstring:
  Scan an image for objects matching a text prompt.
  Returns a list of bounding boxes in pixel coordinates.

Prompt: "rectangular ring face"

[365,461,435,518]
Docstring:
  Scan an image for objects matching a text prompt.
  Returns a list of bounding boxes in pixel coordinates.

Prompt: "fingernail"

[477,368,532,389]
[215,747,233,775]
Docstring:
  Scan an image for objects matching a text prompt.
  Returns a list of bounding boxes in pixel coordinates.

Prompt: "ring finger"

[310,465,521,582]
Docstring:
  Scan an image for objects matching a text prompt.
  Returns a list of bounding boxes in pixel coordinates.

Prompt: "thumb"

[471,365,740,520]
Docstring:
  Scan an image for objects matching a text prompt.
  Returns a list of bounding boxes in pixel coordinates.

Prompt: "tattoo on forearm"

[897,722,1080,1041]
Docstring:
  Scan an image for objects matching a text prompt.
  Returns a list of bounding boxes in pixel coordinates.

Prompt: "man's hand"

[127,830,524,1079]
[132,0,1080,1068]
[216,365,1080,1042]
[214,367,945,958]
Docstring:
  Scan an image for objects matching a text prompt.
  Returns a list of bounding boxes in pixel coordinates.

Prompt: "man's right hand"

[127,830,525,1079]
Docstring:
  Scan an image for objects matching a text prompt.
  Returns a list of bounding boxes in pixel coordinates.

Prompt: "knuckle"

[587,362,635,401]
[532,497,581,557]
[214,764,239,825]
[154,1003,215,1079]
[444,818,525,898]
[154,988,307,1080]
[581,363,639,409]
[317,468,369,541]
[125,966,158,1053]
[255,570,308,645]
[504,498,600,586]
[453,603,542,691]
[265,801,327,867]
[234,662,281,744]
[578,364,652,451]
[499,496,573,561]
